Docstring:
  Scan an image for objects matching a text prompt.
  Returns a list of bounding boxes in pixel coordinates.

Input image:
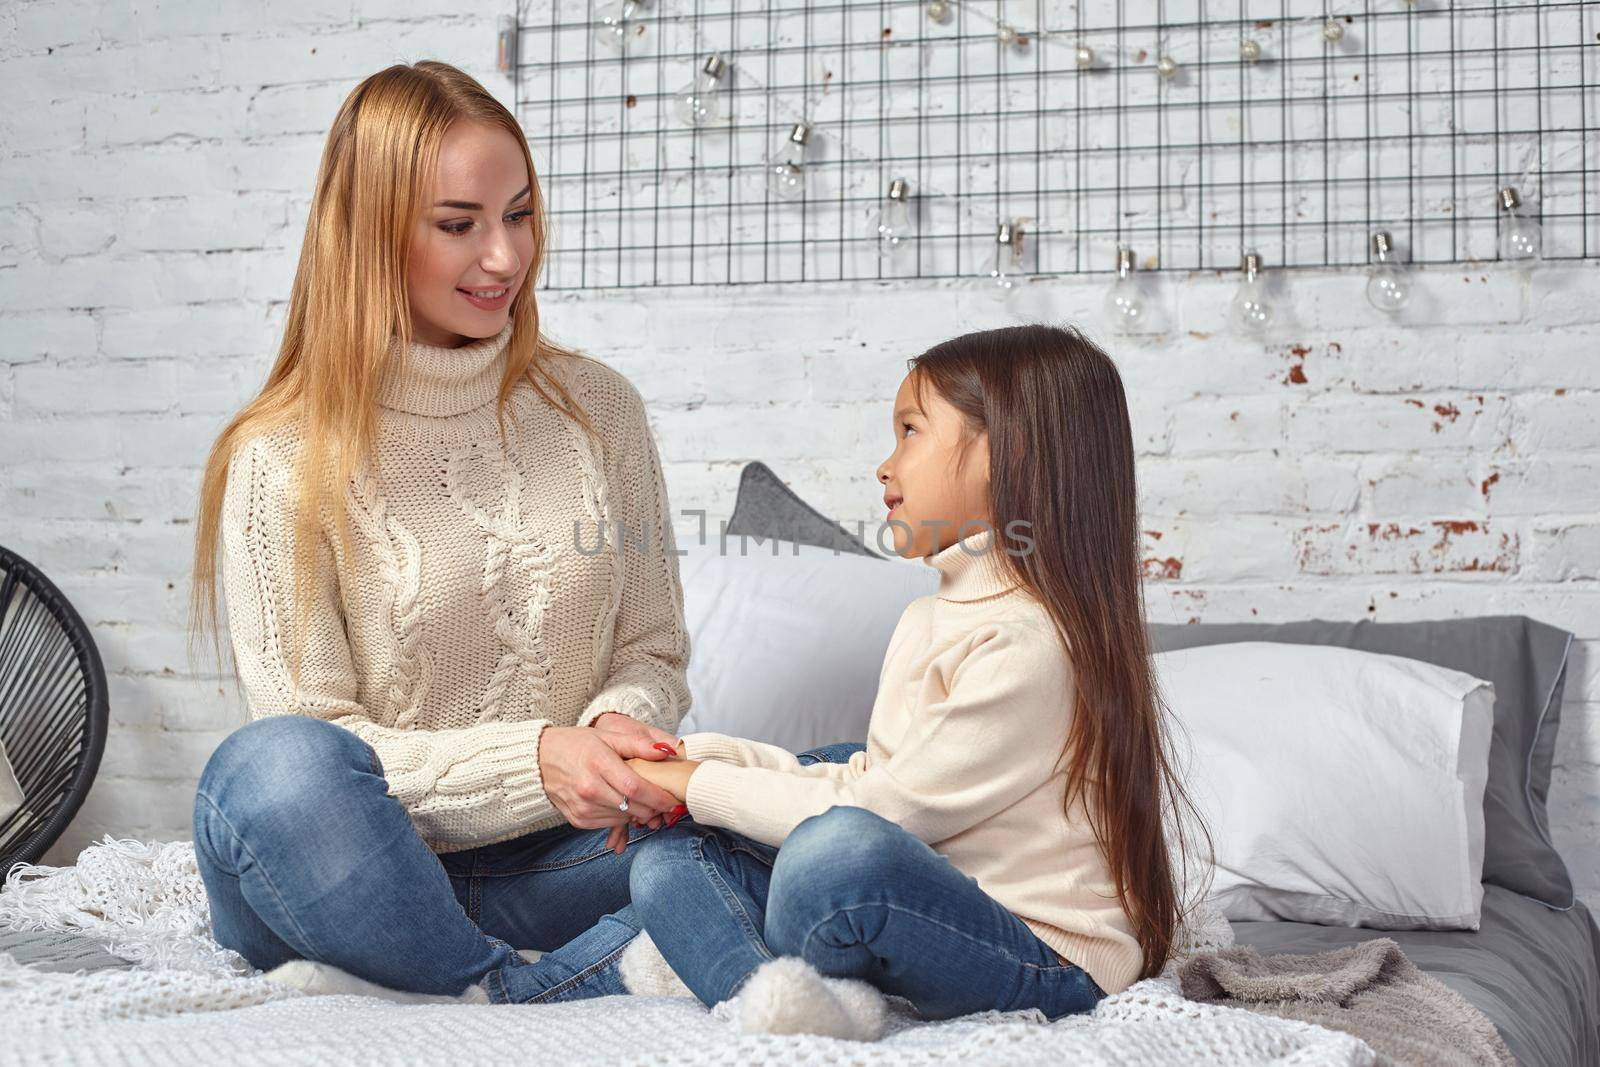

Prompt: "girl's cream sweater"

[221,324,691,853]
[681,527,1143,997]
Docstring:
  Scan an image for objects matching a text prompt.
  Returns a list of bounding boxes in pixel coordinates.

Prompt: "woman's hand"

[589,710,680,752]
[537,725,680,831]
[584,715,690,855]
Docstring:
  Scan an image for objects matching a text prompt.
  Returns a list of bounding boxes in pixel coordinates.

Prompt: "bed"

[1,463,1595,1065]
[1231,884,1600,1067]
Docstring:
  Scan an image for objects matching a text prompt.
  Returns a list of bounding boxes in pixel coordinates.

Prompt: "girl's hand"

[626,755,698,801]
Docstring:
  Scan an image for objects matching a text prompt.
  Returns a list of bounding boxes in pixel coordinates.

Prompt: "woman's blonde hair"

[189,60,593,681]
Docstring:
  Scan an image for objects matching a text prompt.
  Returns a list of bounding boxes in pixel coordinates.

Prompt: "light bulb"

[996,23,1026,50]
[1497,186,1543,263]
[1231,251,1275,333]
[594,0,642,53]
[874,178,914,259]
[674,53,726,127]
[1103,246,1148,332]
[496,15,517,74]
[1075,44,1095,68]
[1366,231,1412,314]
[986,221,1021,288]
[1322,18,1346,42]
[767,122,811,201]
[1156,55,1180,79]
[926,0,952,24]
[1240,38,1262,62]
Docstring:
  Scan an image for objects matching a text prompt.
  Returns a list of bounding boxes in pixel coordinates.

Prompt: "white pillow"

[1159,641,1496,930]
[677,536,939,751]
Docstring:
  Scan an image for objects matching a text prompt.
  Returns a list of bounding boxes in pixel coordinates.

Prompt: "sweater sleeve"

[221,435,559,848]
[575,371,692,734]
[680,732,864,780]
[682,625,1072,848]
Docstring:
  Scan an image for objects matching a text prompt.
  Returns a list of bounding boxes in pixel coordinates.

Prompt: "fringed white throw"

[0,836,1373,1067]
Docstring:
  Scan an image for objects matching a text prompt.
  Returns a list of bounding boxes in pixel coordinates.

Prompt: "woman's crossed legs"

[193,715,655,1003]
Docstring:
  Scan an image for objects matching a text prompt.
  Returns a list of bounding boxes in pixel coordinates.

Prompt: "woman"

[188,60,692,1004]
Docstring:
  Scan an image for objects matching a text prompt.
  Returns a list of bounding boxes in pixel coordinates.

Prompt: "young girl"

[622,323,1208,1038]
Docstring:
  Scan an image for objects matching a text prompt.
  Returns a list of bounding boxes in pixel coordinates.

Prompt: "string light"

[594,0,644,53]
[1232,252,1276,333]
[1366,232,1413,314]
[884,2,1389,75]
[875,178,915,260]
[995,22,1030,52]
[1103,245,1150,331]
[1497,187,1543,264]
[987,221,1023,288]
[768,123,812,201]
[673,53,727,127]
[653,7,1552,293]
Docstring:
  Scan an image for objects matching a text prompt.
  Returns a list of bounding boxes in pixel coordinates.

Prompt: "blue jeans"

[192,717,861,1004]
[629,802,1106,1021]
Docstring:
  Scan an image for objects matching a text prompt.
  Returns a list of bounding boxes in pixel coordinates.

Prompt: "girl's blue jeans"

[629,801,1106,1021]
[194,716,1104,1018]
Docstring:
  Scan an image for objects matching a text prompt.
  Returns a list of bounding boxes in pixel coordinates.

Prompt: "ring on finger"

[617,797,630,813]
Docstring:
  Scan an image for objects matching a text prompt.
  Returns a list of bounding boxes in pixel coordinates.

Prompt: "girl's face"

[876,371,991,559]
[406,121,536,348]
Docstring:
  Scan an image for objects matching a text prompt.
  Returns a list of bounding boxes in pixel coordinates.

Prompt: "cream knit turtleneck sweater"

[220,323,690,853]
[679,527,1143,997]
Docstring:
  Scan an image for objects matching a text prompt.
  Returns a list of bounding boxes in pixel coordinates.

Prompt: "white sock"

[618,931,693,997]
[263,960,490,1005]
[721,956,888,1042]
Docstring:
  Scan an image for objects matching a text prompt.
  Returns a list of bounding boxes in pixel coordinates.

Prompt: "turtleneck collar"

[924,525,1022,603]
[377,322,515,417]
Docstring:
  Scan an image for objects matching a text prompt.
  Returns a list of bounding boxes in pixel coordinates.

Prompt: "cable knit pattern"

[219,323,691,852]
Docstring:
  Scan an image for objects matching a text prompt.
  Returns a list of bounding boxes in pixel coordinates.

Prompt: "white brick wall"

[2,1,1595,913]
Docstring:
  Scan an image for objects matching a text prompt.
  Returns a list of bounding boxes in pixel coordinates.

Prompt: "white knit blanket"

[0,837,1373,1067]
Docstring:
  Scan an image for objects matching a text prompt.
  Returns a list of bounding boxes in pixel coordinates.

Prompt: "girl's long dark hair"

[909,323,1212,980]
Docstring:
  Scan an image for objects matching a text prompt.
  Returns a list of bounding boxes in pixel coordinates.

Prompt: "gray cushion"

[729,463,1578,908]
[1151,617,1575,910]
[726,462,880,558]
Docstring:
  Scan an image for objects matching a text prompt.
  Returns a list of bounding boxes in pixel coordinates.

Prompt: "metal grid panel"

[514,0,1598,289]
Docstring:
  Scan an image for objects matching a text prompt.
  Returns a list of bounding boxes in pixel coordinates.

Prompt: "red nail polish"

[653,742,677,756]
[670,804,688,816]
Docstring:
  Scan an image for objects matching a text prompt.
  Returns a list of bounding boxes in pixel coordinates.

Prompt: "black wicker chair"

[0,545,108,879]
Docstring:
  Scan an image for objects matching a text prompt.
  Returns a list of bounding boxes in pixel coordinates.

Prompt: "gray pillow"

[728,463,1577,908]
[726,461,880,558]
[1151,617,1575,910]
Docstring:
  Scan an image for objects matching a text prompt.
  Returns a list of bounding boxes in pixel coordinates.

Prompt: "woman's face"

[406,121,536,348]
[876,372,991,559]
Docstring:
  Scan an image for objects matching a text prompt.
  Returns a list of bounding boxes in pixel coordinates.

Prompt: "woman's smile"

[458,285,511,311]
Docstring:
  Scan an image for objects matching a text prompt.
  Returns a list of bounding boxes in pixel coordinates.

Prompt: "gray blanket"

[1179,937,1515,1066]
